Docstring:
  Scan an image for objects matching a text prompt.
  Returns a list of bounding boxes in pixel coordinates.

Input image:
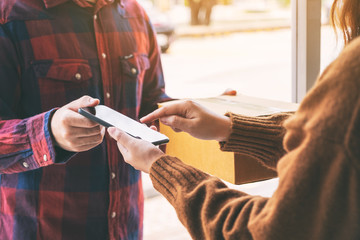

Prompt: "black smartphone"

[78,105,169,146]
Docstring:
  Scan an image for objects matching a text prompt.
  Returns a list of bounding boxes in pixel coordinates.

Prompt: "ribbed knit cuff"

[220,112,293,169]
[150,156,209,204]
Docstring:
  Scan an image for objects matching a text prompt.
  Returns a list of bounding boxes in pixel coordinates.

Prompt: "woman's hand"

[107,127,165,173]
[140,100,232,142]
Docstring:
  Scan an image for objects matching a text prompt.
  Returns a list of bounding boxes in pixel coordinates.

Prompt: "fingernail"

[89,97,97,103]
[107,127,115,135]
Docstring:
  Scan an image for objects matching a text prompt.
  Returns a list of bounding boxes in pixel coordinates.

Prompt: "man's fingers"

[59,133,104,152]
[60,110,99,128]
[100,126,106,137]
[66,95,100,112]
[77,134,105,146]
[68,125,104,137]
[56,96,101,128]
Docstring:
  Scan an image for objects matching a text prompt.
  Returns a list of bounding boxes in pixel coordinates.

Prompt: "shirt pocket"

[118,53,150,114]
[120,53,150,80]
[31,59,93,110]
[32,59,92,82]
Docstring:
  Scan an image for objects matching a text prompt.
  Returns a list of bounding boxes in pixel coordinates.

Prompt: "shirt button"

[43,154,48,162]
[75,73,82,80]
[102,53,107,59]
[111,172,116,179]
[23,162,29,168]
[131,68,137,75]
[106,92,111,99]
[111,212,116,218]
[94,15,97,20]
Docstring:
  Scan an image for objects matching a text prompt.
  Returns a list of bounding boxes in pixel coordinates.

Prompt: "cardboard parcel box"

[159,95,299,185]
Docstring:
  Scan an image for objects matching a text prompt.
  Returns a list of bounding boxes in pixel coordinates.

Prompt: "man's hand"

[140,100,232,142]
[107,127,165,173]
[51,96,105,152]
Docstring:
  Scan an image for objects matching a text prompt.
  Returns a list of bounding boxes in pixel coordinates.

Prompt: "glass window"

[142,0,340,239]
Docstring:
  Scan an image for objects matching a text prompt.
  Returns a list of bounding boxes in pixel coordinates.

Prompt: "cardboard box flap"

[161,94,298,116]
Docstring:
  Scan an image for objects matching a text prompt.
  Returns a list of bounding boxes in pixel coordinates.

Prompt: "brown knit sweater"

[150,37,360,240]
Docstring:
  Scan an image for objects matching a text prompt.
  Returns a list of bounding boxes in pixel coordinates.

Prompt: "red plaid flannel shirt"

[0,0,168,239]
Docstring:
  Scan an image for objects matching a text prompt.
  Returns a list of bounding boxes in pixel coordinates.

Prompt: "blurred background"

[140,0,342,239]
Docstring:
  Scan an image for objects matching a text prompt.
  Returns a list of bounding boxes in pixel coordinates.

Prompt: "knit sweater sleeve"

[150,37,360,240]
[220,112,293,170]
[150,156,268,239]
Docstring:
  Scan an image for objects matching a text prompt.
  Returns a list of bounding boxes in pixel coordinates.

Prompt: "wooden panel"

[292,0,322,103]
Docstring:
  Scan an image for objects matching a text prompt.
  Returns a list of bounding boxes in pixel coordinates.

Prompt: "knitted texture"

[150,36,360,240]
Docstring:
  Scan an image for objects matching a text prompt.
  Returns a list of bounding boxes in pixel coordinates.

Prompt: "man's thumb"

[68,95,99,111]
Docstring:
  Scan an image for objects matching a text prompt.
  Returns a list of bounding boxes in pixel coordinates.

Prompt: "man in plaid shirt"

[0,0,169,239]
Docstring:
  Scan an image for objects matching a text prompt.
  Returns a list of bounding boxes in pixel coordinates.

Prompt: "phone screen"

[78,105,169,146]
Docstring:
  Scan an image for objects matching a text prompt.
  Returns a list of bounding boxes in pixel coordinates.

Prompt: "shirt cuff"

[26,109,75,168]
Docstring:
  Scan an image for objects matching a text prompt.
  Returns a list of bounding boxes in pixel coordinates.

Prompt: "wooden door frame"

[291,0,322,103]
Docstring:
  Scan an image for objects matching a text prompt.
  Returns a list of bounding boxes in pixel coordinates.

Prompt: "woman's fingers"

[140,101,192,123]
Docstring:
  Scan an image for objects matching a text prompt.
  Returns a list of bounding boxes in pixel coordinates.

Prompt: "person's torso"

[0,0,155,239]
